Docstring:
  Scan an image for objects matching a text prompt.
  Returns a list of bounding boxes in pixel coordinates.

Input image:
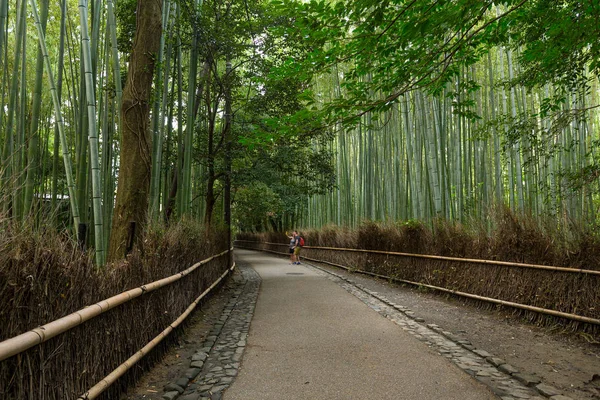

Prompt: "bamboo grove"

[0,0,193,265]
[304,54,600,228]
[282,0,600,230]
[0,0,327,265]
[1,0,600,260]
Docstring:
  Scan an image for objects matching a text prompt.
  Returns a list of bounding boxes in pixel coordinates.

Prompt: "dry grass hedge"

[0,219,229,400]
[237,209,600,338]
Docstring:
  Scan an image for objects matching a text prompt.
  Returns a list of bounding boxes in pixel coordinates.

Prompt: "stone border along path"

[159,258,574,400]
[161,265,261,400]
[303,262,575,400]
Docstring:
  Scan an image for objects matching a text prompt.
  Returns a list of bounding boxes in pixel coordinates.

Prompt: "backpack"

[298,237,305,247]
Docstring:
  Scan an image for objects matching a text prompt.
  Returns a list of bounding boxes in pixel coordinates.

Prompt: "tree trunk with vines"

[108,0,162,262]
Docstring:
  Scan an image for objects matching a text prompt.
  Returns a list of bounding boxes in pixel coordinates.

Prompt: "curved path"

[224,249,497,400]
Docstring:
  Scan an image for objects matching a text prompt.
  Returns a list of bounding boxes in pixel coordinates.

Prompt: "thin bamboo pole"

[0,0,7,74]
[106,0,122,114]
[78,0,105,266]
[1,0,26,211]
[150,0,172,220]
[23,0,49,218]
[51,0,67,218]
[0,248,232,362]
[29,0,80,227]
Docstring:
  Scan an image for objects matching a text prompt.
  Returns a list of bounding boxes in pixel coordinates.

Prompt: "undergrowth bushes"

[0,219,229,400]
[237,208,600,338]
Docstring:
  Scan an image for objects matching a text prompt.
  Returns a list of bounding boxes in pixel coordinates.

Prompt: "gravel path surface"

[225,250,497,400]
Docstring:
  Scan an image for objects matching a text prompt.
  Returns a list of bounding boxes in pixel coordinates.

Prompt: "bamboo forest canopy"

[0,0,600,264]
[269,0,600,227]
[0,0,334,263]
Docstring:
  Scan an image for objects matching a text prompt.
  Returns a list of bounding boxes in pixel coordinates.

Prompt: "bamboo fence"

[235,240,600,326]
[0,248,234,398]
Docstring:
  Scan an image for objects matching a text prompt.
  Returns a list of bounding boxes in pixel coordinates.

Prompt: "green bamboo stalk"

[421,92,442,216]
[175,13,184,217]
[455,75,464,221]
[14,27,27,220]
[29,0,80,228]
[106,0,122,110]
[90,0,102,76]
[401,95,418,219]
[182,22,199,216]
[150,0,172,220]
[24,0,49,218]
[0,0,7,77]
[76,57,89,226]
[102,37,113,247]
[2,0,26,214]
[51,0,67,220]
[78,0,105,266]
[507,49,524,211]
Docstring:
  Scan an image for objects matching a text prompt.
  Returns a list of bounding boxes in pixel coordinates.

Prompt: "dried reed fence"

[0,220,231,400]
[237,219,600,338]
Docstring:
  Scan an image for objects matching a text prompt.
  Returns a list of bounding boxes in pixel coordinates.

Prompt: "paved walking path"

[224,249,498,400]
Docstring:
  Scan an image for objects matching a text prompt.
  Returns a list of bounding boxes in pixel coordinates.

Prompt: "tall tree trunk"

[108,0,162,262]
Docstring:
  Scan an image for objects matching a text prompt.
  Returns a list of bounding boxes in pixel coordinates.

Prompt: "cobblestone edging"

[161,265,261,400]
[305,263,574,400]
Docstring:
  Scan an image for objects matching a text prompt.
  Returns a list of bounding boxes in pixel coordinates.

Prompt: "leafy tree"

[233,181,284,231]
[271,0,600,122]
[108,1,162,262]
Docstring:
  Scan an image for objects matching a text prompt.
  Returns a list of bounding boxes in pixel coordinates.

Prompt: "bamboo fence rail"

[235,241,600,326]
[0,248,233,362]
[78,262,236,399]
[235,240,600,276]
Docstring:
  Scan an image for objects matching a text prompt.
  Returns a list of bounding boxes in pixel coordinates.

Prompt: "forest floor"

[122,256,600,400]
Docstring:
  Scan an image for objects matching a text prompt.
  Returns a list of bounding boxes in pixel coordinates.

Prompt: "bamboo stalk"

[106,0,122,115]
[79,262,236,400]
[0,248,232,362]
[23,0,49,218]
[78,0,105,266]
[1,0,26,211]
[29,0,80,227]
[149,0,172,220]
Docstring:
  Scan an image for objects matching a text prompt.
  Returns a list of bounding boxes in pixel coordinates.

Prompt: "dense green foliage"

[0,0,335,261]
[269,0,600,227]
[273,0,600,119]
[1,0,599,257]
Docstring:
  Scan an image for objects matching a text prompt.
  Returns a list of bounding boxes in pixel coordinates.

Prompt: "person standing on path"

[294,232,303,264]
[287,231,298,264]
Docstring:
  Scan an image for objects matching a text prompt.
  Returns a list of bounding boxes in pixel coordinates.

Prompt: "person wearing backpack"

[287,231,297,264]
[294,232,304,264]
